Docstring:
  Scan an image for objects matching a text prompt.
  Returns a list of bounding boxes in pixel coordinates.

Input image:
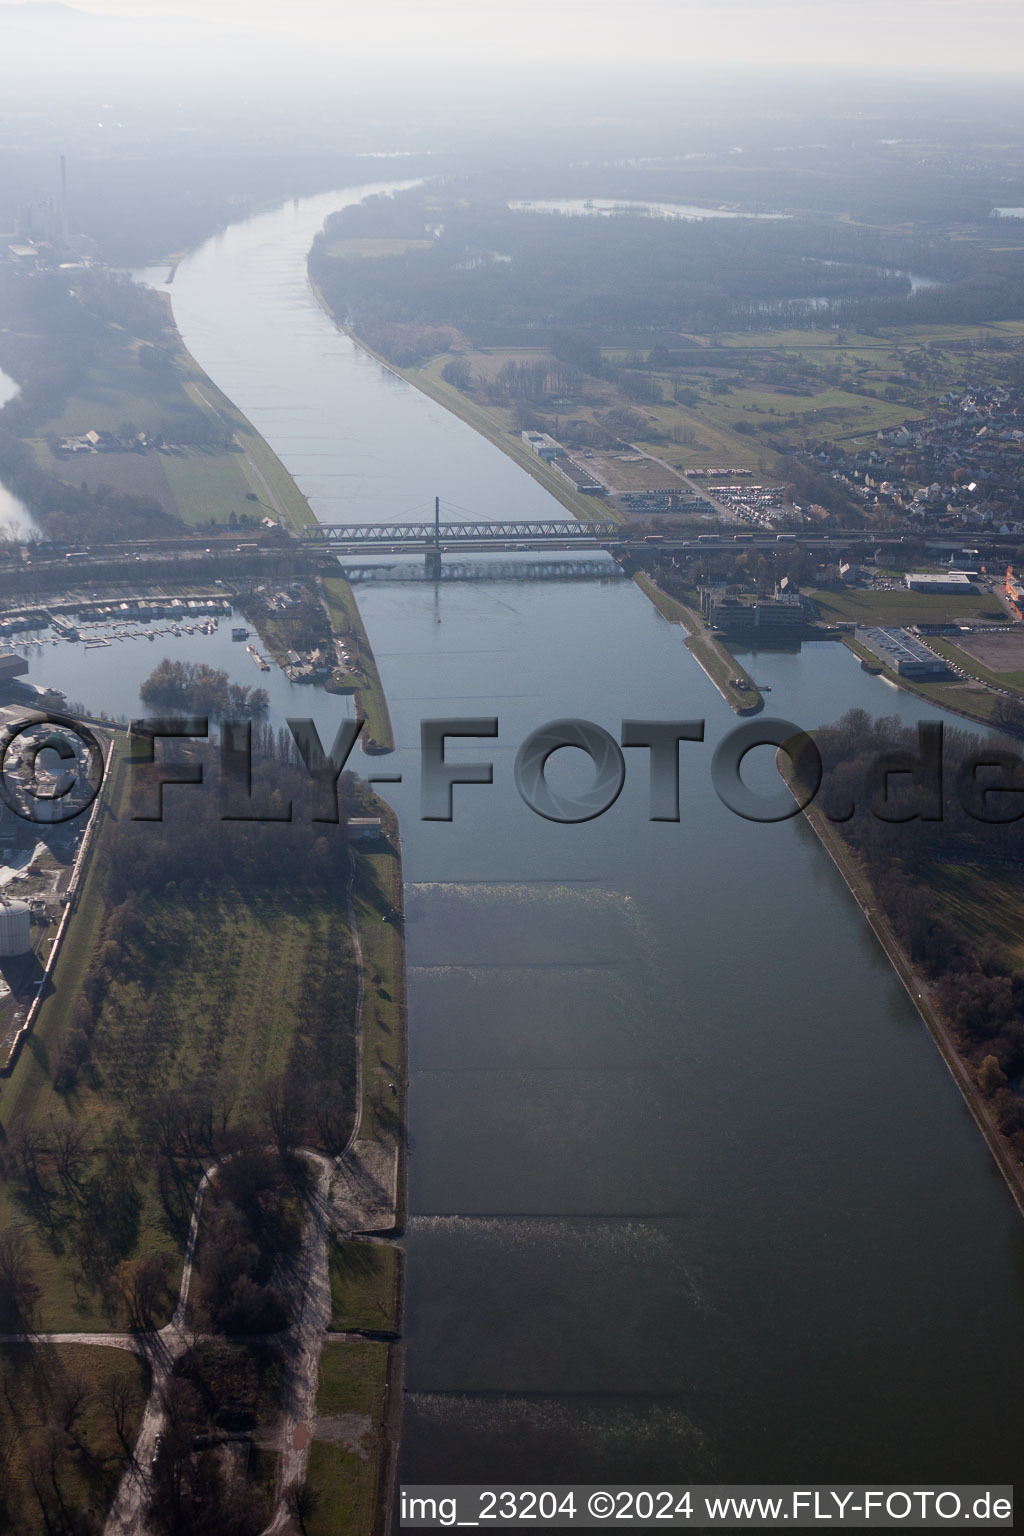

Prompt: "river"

[136,188,1024,1488]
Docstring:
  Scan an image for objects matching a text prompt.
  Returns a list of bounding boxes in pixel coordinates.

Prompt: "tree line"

[793,709,1024,1162]
[140,660,269,718]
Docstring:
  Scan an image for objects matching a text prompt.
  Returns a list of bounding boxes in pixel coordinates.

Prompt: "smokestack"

[59,154,69,242]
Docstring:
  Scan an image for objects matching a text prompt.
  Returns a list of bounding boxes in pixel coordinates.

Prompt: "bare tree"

[47,1114,88,1194]
[56,1371,90,1438]
[107,1371,141,1466]
[0,1227,41,1330]
[115,1252,174,1332]
[260,1073,304,1152]
[26,1426,71,1534]
[286,1481,321,1535]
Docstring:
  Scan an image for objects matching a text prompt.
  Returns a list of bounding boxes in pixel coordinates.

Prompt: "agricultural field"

[412,336,930,491]
[919,862,1024,965]
[403,311,1024,504]
[30,338,314,532]
[32,437,265,527]
[0,267,315,536]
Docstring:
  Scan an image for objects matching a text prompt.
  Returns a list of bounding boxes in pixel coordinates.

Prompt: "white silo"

[0,897,32,956]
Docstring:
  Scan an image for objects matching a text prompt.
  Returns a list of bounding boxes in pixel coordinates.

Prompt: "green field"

[811,586,1000,626]
[178,357,317,531]
[36,336,199,441]
[409,337,921,482]
[32,437,267,528]
[717,319,1024,351]
[306,1341,390,1536]
[29,311,316,533]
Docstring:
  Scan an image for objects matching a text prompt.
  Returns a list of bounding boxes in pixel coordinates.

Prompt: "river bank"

[784,756,1024,1220]
[839,631,1024,735]
[322,575,395,752]
[630,570,763,713]
[158,184,1024,1495]
[305,276,624,528]
[305,284,774,721]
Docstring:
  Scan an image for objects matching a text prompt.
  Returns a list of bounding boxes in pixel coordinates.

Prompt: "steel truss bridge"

[301,520,623,548]
[340,557,625,583]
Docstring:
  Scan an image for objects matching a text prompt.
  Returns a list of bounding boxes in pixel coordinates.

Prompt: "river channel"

[126,188,1024,1487]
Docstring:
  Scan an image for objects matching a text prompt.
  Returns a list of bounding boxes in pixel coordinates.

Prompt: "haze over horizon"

[0,0,1022,77]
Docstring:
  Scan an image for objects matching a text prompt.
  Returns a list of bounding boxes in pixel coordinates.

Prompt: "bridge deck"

[301,521,622,545]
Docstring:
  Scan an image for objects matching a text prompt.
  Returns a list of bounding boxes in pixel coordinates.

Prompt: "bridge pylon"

[426,494,442,576]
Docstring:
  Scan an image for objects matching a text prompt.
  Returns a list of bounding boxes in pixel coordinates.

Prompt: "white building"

[905,572,973,594]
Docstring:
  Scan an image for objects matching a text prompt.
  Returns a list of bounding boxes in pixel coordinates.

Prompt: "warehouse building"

[855,627,951,677]
[905,572,973,593]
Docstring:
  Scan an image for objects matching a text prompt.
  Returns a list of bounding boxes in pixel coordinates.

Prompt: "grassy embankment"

[631,571,761,712]
[785,764,1024,1219]
[349,811,406,1160]
[310,816,406,1532]
[306,1341,390,1536]
[0,1341,151,1534]
[321,576,395,752]
[328,1240,400,1333]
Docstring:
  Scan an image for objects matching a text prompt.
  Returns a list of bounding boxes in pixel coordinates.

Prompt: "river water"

[132,189,1024,1487]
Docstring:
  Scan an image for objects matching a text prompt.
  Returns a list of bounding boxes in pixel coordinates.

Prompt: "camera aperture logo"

[0,713,106,824]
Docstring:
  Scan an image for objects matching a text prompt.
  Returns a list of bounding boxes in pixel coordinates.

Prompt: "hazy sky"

[1,0,1022,74]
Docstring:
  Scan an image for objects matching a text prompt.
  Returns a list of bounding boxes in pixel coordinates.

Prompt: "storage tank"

[0,898,32,956]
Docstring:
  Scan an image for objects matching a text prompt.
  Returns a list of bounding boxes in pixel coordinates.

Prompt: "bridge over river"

[301,516,620,557]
